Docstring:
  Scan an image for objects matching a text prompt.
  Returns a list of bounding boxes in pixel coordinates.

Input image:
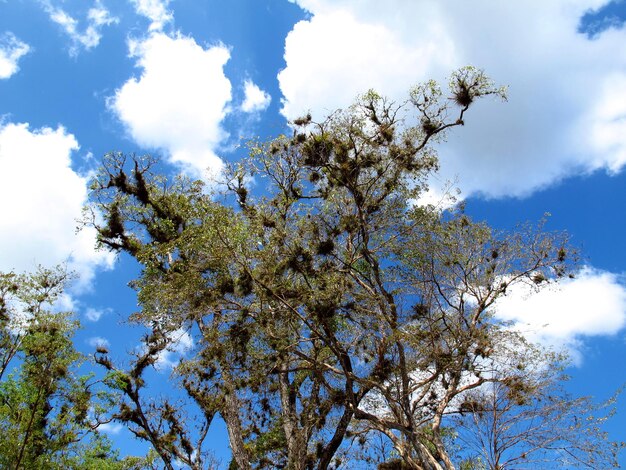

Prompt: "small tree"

[451,344,623,469]
[0,267,140,469]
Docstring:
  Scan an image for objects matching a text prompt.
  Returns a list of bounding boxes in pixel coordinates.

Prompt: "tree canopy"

[70,66,624,469]
[0,266,147,469]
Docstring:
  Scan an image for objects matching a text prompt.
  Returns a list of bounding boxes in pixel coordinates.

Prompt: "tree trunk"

[279,364,308,469]
[221,368,251,470]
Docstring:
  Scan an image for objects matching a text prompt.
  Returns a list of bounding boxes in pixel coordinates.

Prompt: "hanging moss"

[261,216,276,228]
[372,357,393,381]
[104,203,124,239]
[454,82,473,107]
[333,141,350,164]
[112,170,129,192]
[292,113,312,126]
[380,125,394,143]
[286,246,313,274]
[216,274,235,295]
[308,171,322,184]
[302,135,333,166]
[339,214,359,233]
[316,238,335,256]
[235,186,248,205]
[411,303,429,320]
[236,270,254,296]
[421,118,439,135]
[133,161,151,205]
[312,301,336,321]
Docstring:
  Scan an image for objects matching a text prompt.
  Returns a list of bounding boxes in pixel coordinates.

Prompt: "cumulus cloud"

[241,79,271,113]
[0,33,30,79]
[110,32,231,177]
[42,0,118,56]
[279,5,454,120]
[280,0,626,198]
[0,122,115,288]
[131,0,173,32]
[494,267,626,361]
[84,307,112,322]
[87,336,110,348]
[98,421,123,434]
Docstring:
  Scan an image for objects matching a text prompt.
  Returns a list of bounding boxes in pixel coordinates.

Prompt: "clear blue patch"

[578,0,626,38]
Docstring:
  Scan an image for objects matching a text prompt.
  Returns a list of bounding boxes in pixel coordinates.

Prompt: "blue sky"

[1,0,626,465]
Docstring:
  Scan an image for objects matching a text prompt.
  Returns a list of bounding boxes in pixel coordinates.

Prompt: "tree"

[0,266,141,469]
[84,66,622,469]
[451,344,623,469]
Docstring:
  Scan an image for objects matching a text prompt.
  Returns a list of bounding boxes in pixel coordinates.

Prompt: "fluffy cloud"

[280,0,626,198]
[279,5,454,119]
[84,307,112,322]
[494,267,626,361]
[0,33,30,79]
[131,0,173,32]
[87,336,110,348]
[0,122,115,287]
[241,79,271,113]
[110,32,231,177]
[98,421,123,434]
[43,0,118,56]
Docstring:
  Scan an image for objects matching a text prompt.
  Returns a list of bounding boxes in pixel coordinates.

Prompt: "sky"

[1,0,626,465]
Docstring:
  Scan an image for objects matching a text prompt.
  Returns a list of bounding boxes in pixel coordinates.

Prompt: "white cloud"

[110,32,231,178]
[131,0,173,32]
[279,5,454,120]
[43,0,118,56]
[587,73,626,172]
[98,421,123,434]
[155,328,193,370]
[280,0,626,198]
[241,79,271,113]
[494,267,626,361]
[53,292,77,313]
[0,33,30,79]
[87,336,110,348]
[0,122,115,288]
[84,307,112,322]
[88,2,118,27]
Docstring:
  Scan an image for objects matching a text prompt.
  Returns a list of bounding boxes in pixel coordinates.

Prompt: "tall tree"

[85,67,622,469]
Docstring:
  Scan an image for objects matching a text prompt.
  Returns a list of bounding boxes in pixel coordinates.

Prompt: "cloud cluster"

[280,0,626,199]
[111,3,275,177]
[110,32,232,177]
[494,267,626,361]
[85,307,113,322]
[0,122,115,287]
[87,336,110,348]
[0,32,30,79]
[98,421,123,435]
[241,79,271,113]
[130,0,173,32]
[42,0,118,56]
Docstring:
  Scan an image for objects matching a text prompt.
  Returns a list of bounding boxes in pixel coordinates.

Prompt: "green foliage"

[0,267,140,469]
[104,371,133,392]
